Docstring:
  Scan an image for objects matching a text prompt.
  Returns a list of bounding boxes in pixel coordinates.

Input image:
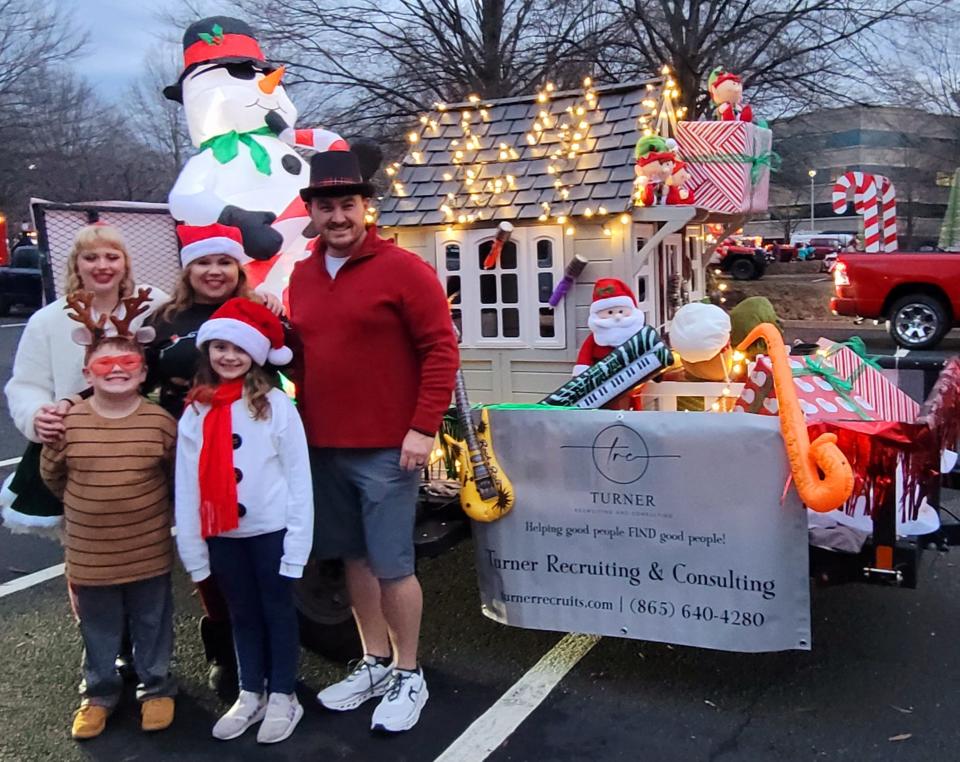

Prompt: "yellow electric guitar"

[443,344,514,522]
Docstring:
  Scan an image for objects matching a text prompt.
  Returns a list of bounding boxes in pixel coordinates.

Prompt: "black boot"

[199,616,238,699]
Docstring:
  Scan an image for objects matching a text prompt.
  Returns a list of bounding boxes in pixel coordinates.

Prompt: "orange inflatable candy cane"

[737,324,854,512]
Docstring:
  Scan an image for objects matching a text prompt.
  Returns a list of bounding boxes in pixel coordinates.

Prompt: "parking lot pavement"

[488,549,960,762]
[0,544,563,762]
[4,540,960,762]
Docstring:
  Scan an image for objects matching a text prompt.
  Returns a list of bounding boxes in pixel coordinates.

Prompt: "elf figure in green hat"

[634,135,675,206]
[708,67,754,123]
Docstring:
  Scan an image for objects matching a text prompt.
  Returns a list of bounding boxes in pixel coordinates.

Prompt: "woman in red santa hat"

[573,278,645,375]
[144,222,282,697]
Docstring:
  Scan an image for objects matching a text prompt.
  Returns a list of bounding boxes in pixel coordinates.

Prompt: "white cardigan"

[4,285,168,442]
[175,387,314,581]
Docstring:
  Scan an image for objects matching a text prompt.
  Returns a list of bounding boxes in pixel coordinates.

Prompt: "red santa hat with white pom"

[590,278,637,315]
[177,223,248,267]
[197,297,292,366]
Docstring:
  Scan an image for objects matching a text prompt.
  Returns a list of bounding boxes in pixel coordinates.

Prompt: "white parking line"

[894,347,909,358]
[0,456,23,468]
[0,323,27,329]
[0,563,64,599]
[434,633,600,762]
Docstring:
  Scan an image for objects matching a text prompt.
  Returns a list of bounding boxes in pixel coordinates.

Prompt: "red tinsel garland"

[805,357,960,521]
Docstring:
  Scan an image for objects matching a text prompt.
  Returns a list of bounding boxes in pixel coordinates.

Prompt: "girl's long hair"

[188,348,273,421]
[157,261,258,323]
[64,224,136,298]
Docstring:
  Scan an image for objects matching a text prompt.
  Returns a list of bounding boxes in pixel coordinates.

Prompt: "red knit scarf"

[197,379,244,538]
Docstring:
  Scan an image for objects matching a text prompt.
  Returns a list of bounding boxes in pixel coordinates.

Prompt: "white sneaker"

[256,692,304,744]
[317,656,394,711]
[212,690,267,740]
[370,668,429,733]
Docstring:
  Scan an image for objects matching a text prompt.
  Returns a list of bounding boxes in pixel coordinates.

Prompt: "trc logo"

[591,424,650,484]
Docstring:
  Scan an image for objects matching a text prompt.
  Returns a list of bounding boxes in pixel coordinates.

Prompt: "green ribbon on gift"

[795,356,872,421]
[200,126,274,175]
[819,336,882,371]
[682,149,781,187]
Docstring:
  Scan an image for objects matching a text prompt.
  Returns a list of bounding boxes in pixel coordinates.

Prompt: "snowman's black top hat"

[300,151,376,202]
[163,16,277,102]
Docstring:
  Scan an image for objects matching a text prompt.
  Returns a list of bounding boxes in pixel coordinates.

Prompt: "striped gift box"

[676,121,772,214]
[815,339,920,423]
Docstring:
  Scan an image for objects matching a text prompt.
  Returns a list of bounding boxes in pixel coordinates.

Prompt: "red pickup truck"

[831,252,960,349]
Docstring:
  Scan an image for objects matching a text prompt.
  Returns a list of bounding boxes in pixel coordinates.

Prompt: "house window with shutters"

[436,226,565,348]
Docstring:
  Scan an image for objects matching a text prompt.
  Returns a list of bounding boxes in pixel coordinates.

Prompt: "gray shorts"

[309,447,420,580]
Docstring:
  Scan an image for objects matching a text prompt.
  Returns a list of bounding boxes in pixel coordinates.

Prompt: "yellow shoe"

[141,697,175,732]
[72,703,109,740]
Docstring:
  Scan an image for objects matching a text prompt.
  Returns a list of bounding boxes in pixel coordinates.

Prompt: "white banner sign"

[472,408,811,652]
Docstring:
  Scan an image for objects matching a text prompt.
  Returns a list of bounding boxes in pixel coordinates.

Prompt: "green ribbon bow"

[795,356,871,421]
[821,336,882,371]
[683,150,781,187]
[200,126,274,176]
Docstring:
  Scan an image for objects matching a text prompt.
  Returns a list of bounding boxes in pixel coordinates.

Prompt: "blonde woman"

[2,224,168,531]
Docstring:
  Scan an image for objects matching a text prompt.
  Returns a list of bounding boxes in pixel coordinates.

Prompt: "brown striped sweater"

[40,399,177,586]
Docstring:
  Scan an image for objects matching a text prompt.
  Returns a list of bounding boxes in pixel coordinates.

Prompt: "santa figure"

[573,279,645,375]
[708,67,753,123]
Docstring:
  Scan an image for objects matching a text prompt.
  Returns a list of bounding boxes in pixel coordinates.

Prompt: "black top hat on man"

[300,151,376,201]
[163,16,276,102]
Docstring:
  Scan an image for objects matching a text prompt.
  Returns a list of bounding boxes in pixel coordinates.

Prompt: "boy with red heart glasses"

[39,289,179,740]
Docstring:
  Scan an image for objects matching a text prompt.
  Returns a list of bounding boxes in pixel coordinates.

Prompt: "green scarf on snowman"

[200,126,274,175]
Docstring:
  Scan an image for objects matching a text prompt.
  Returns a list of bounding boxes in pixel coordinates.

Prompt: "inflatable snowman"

[164,16,376,296]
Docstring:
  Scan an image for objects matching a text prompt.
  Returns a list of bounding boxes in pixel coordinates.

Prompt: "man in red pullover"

[289,150,458,734]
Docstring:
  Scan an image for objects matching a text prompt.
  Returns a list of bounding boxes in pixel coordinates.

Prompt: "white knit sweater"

[174,388,314,581]
[4,286,169,442]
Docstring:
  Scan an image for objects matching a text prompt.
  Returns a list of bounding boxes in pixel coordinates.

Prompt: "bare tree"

[604,0,949,119]
[873,11,960,116]
[123,48,192,174]
[227,0,610,132]
[0,0,87,126]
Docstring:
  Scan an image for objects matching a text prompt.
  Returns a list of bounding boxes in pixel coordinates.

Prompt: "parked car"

[713,237,766,280]
[821,251,838,273]
[831,251,960,349]
[0,245,44,316]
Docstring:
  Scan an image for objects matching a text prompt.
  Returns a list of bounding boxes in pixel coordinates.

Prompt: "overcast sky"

[70,0,231,98]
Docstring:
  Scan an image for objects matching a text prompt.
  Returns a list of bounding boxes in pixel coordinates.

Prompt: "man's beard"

[588,309,645,347]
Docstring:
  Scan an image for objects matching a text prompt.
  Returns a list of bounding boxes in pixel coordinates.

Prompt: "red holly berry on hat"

[177,223,248,267]
[197,297,292,366]
[573,279,645,375]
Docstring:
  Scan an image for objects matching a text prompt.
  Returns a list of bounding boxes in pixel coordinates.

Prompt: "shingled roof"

[376,80,659,228]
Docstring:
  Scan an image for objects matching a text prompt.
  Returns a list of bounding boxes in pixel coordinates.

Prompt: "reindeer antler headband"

[65,287,156,347]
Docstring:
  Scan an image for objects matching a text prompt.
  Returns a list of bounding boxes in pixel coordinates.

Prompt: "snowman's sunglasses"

[192,62,274,82]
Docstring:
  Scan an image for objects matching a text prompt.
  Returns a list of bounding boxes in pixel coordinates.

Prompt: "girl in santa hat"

[174,298,313,745]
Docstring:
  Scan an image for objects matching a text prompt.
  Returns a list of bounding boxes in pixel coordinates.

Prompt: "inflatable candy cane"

[832,171,881,253]
[876,175,899,252]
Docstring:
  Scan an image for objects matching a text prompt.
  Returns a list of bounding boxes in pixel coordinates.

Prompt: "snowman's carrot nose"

[259,66,285,95]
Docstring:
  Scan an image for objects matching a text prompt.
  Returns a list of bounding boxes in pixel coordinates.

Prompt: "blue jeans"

[207,531,299,695]
[74,574,175,707]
